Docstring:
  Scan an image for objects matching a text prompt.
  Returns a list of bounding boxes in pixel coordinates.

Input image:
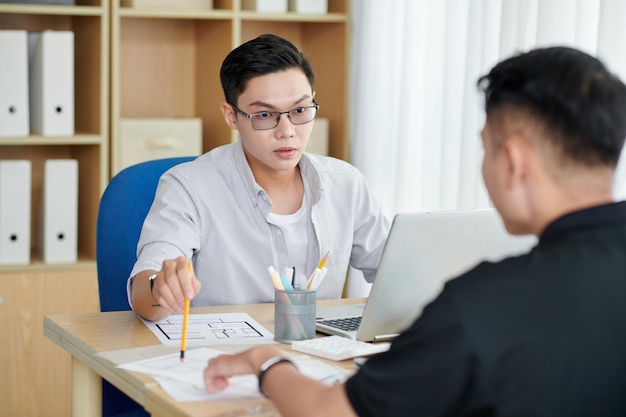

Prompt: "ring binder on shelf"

[28,30,75,136]
[0,30,30,137]
[0,160,32,265]
[40,159,78,264]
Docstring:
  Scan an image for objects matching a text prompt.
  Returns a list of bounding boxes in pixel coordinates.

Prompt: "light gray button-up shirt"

[128,141,390,307]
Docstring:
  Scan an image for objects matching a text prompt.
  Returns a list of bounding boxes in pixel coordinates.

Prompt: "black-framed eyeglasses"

[231,100,319,130]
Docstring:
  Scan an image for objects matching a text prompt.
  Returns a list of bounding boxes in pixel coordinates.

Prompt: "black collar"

[540,201,626,242]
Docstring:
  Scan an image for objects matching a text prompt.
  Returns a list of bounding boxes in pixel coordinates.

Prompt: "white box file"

[0,160,31,265]
[118,118,202,173]
[306,117,329,155]
[0,30,30,137]
[40,159,78,264]
[28,30,75,136]
[242,0,287,13]
[289,0,327,14]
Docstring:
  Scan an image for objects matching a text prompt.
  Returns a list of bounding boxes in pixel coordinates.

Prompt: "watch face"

[149,273,157,292]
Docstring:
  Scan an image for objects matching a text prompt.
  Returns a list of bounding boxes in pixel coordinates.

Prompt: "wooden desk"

[44,298,365,417]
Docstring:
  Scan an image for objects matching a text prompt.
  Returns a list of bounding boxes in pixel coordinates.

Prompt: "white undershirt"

[267,195,308,289]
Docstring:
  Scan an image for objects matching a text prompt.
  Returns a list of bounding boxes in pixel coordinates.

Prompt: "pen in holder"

[274,288,316,343]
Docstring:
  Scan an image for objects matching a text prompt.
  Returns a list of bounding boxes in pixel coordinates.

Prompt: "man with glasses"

[128,34,390,321]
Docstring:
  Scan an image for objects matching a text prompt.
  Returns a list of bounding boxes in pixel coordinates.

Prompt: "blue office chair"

[96,156,196,417]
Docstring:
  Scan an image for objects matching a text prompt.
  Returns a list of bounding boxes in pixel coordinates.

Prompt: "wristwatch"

[148,273,157,297]
[257,356,295,397]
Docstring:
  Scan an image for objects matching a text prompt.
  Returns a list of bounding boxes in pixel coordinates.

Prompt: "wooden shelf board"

[0,4,104,16]
[0,135,105,146]
[118,7,233,20]
[0,260,97,274]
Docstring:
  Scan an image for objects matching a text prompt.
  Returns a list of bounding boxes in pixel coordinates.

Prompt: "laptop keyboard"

[316,316,362,331]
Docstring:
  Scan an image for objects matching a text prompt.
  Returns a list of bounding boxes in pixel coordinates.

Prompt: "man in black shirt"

[203,46,626,417]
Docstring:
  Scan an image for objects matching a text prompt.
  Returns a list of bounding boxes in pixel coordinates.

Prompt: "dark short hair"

[220,34,315,106]
[478,46,626,167]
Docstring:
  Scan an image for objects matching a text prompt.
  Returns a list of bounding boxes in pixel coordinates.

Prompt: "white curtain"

[350,0,626,217]
[346,0,626,296]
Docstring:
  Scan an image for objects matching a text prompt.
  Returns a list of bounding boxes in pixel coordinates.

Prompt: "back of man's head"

[478,46,626,168]
[220,34,315,107]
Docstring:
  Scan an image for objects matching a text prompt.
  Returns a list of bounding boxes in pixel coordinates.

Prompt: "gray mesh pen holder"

[274,289,316,343]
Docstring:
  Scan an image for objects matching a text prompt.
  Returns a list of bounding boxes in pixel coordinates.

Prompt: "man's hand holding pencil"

[149,256,201,315]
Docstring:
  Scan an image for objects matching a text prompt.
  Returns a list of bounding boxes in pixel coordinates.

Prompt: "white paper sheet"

[141,312,275,346]
[117,347,350,402]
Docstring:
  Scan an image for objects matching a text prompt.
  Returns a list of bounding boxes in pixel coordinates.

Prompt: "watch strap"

[257,357,295,397]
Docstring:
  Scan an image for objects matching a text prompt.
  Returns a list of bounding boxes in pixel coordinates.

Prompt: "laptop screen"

[316,208,537,341]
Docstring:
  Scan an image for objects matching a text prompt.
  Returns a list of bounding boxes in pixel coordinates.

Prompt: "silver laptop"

[316,208,537,341]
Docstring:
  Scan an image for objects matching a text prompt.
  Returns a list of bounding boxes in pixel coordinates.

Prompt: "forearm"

[234,346,357,417]
[130,270,170,321]
[263,366,356,417]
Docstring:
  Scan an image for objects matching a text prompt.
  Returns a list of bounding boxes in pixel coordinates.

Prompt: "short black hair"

[478,46,626,167]
[220,34,315,106]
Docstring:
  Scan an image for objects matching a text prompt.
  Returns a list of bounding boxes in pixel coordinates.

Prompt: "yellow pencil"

[307,251,329,290]
[181,263,192,362]
[317,251,329,269]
